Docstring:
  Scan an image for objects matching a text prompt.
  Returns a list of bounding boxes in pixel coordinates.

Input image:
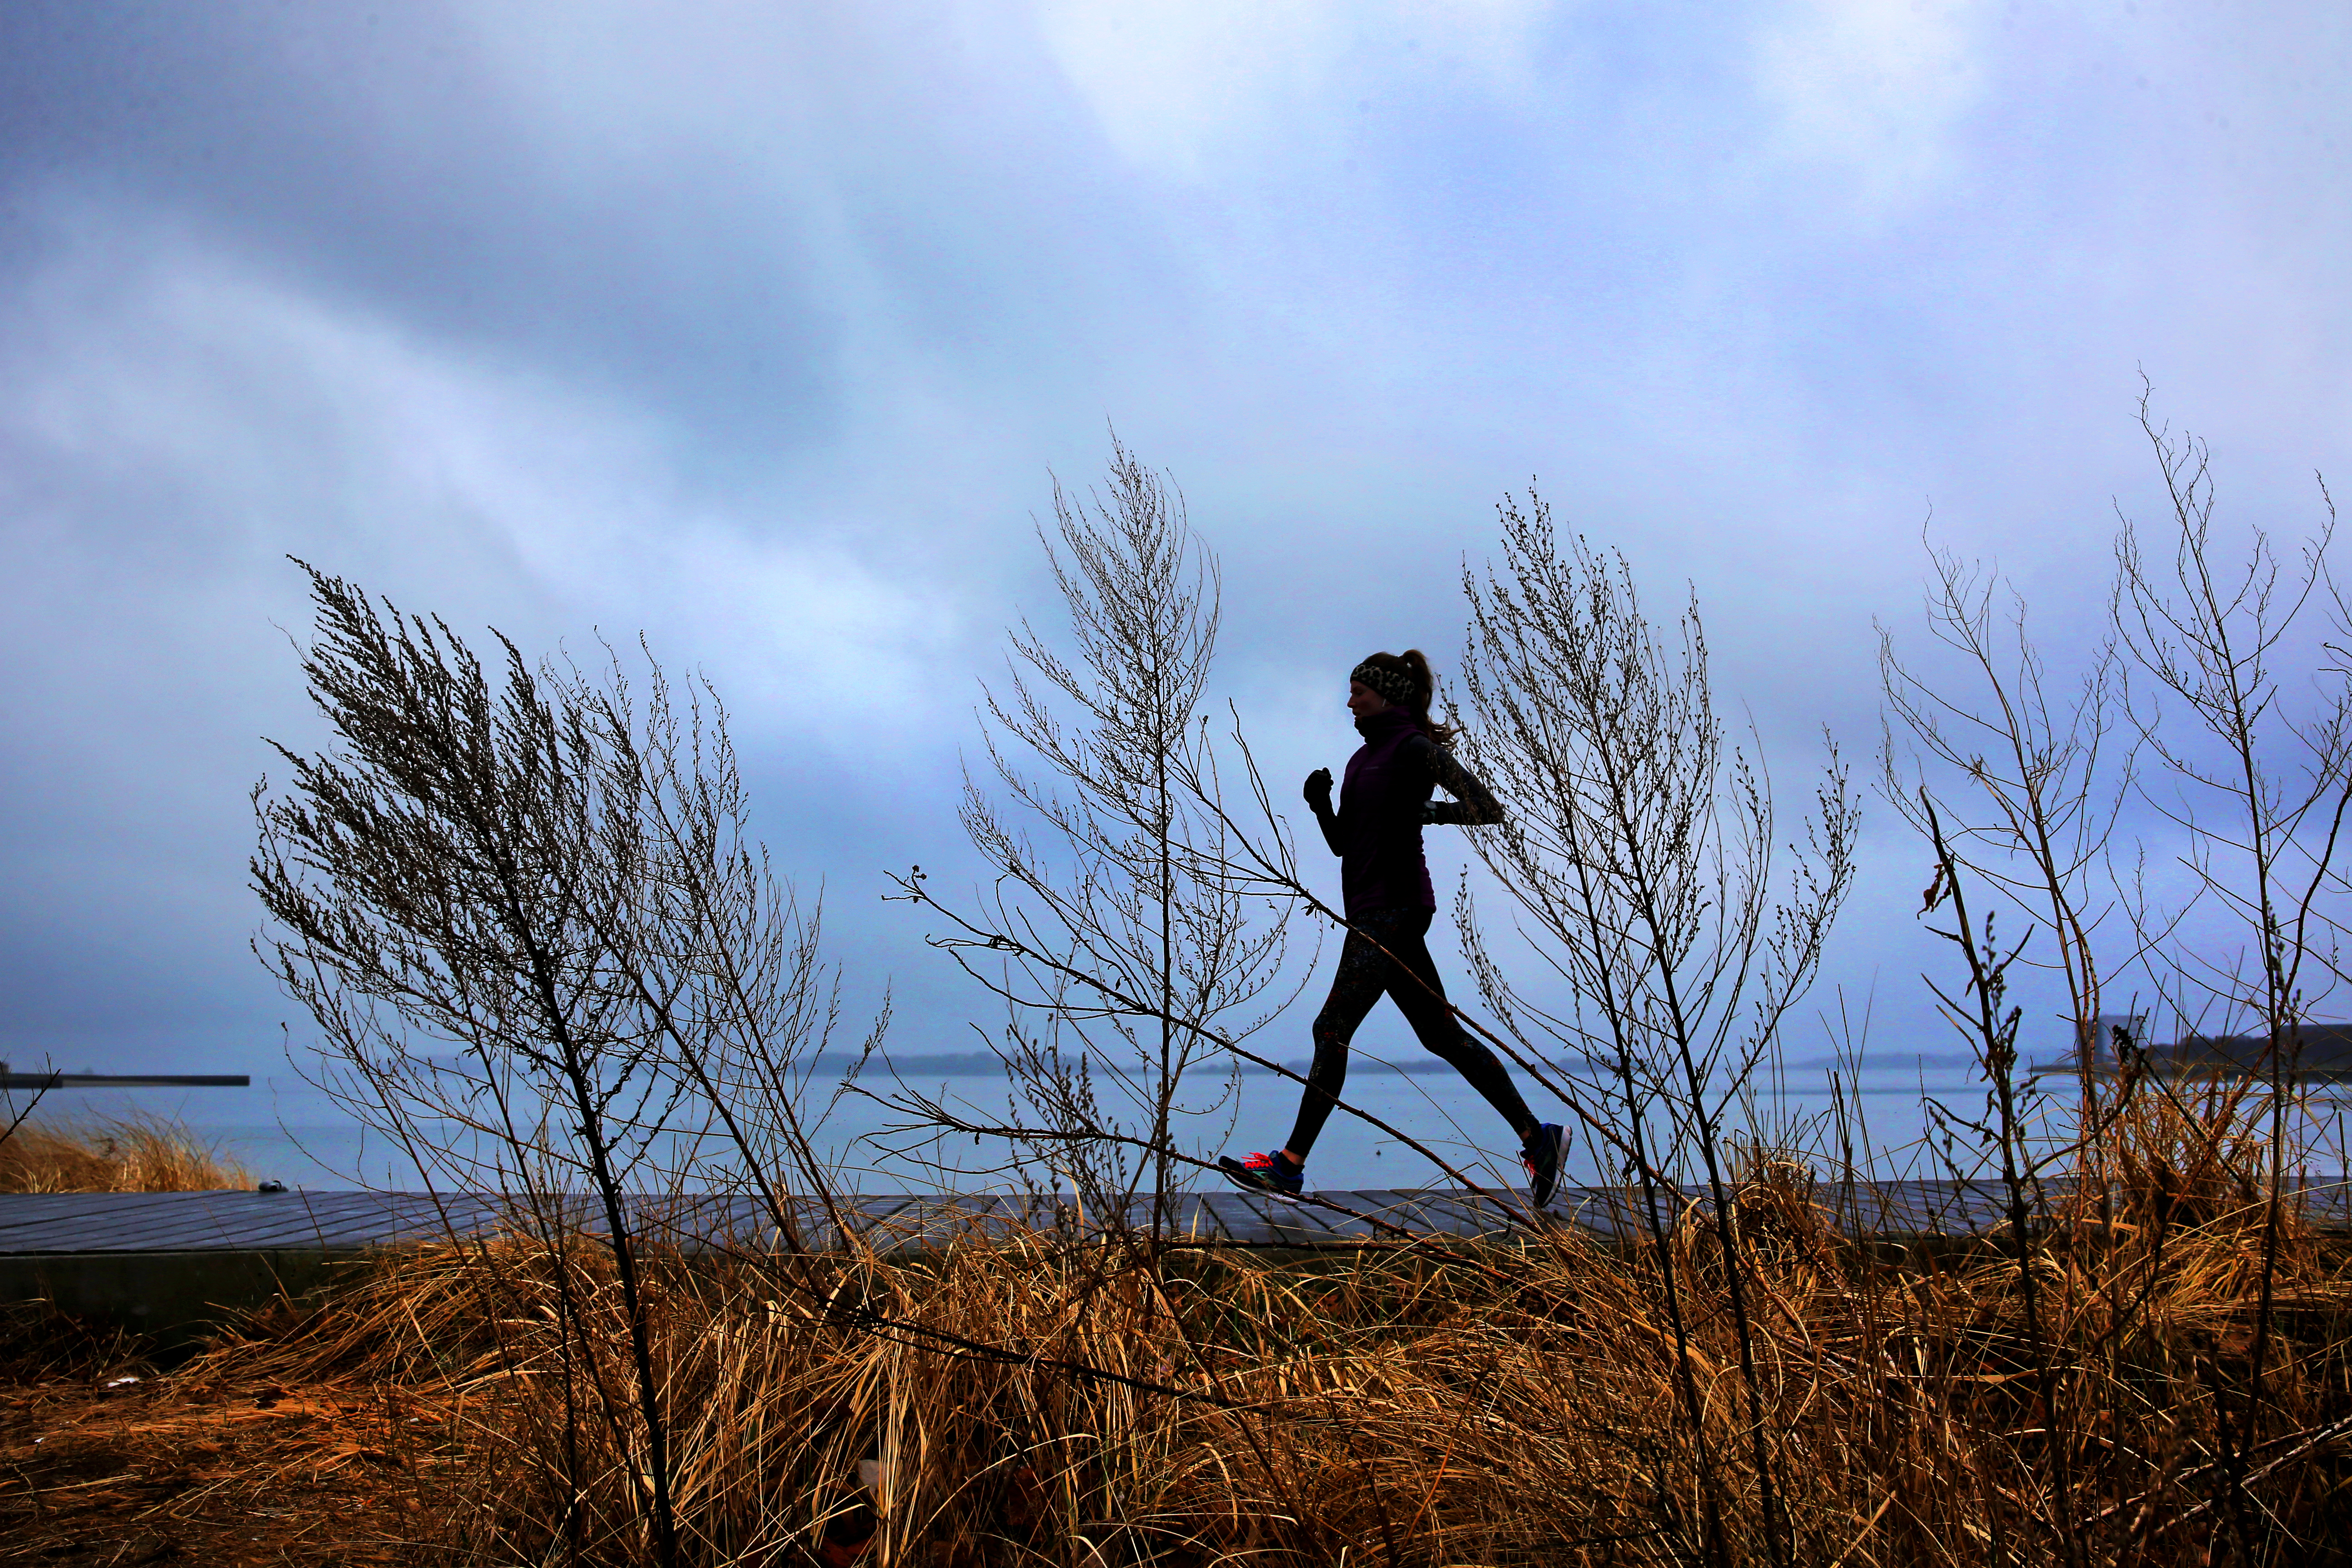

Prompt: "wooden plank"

[1388,1189,1503,1240]
[354,1195,505,1246]
[1189,1192,1247,1243]
[178,1201,338,1250]
[1544,1187,1631,1240]
[295,1195,449,1249]
[29,1197,193,1251]
[1174,1192,1228,1243]
[1192,1191,1254,1243]
[20,1195,201,1251]
[1211,1190,1342,1248]
[10,1181,2352,1256]
[1305,1193,1410,1242]
[1350,1189,1508,1243]
[250,1194,440,1248]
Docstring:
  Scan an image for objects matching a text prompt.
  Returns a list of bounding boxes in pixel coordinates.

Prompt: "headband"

[1350,659,1422,709]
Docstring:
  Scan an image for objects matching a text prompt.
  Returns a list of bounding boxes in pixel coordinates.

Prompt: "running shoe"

[1218,1149,1305,1198]
[1522,1122,1568,1209]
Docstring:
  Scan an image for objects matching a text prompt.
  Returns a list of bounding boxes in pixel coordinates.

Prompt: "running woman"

[1219,650,1567,1206]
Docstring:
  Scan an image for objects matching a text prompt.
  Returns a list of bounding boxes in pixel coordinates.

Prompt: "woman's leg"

[1374,909,1541,1142]
[1281,925,1390,1161]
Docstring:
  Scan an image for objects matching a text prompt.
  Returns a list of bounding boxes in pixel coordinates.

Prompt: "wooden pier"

[6,1182,2347,1348]
[0,1181,2107,1256]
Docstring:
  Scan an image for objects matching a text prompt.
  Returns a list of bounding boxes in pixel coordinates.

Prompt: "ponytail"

[1352,648,1460,747]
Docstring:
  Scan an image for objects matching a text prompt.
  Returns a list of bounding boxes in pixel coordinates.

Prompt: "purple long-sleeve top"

[1313,707,1504,917]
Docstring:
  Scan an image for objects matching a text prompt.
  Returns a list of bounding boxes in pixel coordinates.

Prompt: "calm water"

[8,1054,2013,1195]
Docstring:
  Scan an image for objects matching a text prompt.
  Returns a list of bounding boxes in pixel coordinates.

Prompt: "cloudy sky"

[2,3,2347,1168]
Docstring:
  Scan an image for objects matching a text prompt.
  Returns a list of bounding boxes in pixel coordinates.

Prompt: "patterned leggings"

[1283,906,1539,1160]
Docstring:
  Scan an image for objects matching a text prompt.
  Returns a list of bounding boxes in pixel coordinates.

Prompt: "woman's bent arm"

[1411,737,1504,826]
[1313,798,1347,855]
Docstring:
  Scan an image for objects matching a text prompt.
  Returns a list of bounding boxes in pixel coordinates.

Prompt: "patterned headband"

[1350,659,1422,709]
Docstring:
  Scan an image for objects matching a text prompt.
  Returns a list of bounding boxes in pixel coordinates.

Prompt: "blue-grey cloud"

[2,1,2347,1176]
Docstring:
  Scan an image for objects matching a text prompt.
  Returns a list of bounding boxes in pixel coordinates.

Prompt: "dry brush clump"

[0,1113,251,1192]
[173,1148,2352,1568]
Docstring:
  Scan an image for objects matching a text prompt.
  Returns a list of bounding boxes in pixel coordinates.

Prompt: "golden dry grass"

[167,1156,2352,1567]
[0,1114,251,1192]
[9,1075,2344,1563]
[0,1303,441,1566]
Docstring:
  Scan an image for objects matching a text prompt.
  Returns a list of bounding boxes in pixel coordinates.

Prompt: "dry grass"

[153,1155,2352,1567]
[0,1114,251,1193]
[0,1301,441,1566]
[10,1082,2346,1563]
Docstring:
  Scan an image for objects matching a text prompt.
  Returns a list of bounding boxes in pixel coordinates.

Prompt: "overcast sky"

[3,3,2347,1159]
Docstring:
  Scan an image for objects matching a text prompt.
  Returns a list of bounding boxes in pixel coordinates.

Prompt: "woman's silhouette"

[1219,650,1565,1205]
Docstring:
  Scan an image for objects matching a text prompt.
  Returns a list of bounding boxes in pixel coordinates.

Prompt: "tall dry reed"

[0,1114,250,1193]
[192,1142,2352,1567]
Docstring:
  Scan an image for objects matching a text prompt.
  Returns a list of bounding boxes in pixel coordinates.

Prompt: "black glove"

[1303,767,1334,812]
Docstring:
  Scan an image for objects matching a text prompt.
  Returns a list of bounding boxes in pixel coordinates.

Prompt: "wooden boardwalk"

[9,1181,2347,1257]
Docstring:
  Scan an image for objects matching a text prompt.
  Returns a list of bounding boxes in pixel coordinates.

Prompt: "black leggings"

[1284,906,1539,1160]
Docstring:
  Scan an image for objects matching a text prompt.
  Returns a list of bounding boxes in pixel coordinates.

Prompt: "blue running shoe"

[1522,1123,1568,1209]
[1219,1149,1304,1198]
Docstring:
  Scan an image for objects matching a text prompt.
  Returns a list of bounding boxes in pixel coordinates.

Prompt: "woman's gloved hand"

[1303,767,1334,811]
